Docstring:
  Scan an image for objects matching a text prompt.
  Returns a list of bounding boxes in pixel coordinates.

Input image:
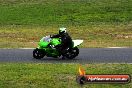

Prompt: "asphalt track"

[0,48,132,63]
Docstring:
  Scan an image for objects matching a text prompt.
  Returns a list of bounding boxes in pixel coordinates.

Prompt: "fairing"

[72,40,83,47]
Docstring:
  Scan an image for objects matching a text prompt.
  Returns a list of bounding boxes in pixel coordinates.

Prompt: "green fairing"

[38,38,61,48]
[38,41,49,48]
[50,38,61,46]
[37,37,61,57]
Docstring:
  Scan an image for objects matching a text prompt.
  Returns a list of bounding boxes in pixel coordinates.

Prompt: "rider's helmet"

[59,27,67,35]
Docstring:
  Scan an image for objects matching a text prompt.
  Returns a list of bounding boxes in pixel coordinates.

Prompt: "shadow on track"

[32,57,80,63]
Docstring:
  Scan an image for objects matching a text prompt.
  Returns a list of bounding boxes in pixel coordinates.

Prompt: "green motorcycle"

[33,35,83,59]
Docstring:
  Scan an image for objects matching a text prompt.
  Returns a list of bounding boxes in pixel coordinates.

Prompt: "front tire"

[65,47,79,59]
[33,48,45,59]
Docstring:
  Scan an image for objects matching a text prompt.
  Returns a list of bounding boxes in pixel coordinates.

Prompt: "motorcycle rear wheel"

[65,47,79,59]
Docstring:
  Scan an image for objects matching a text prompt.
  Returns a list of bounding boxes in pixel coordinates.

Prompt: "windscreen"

[41,35,51,42]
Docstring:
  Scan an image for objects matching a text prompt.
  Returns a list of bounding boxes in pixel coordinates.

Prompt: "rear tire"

[33,48,45,59]
[65,47,79,59]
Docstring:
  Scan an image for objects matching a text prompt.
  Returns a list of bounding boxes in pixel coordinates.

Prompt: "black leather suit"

[51,32,73,55]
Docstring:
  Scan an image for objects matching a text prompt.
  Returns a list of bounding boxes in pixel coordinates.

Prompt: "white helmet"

[59,27,67,34]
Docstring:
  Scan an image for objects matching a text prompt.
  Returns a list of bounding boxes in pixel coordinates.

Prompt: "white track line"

[20,47,130,49]
[0,47,131,49]
[19,48,35,49]
[107,47,129,48]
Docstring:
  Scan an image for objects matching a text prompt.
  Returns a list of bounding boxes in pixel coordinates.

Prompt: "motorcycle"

[33,35,83,59]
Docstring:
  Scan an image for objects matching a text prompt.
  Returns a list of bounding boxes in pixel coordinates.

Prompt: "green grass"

[0,0,131,26]
[0,63,131,88]
[0,0,132,48]
[0,24,132,48]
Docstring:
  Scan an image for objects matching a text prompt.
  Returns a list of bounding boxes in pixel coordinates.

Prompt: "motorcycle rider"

[50,27,73,57]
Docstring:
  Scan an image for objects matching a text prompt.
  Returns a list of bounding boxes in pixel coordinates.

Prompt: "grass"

[0,0,131,25]
[0,24,132,48]
[0,0,132,48]
[0,63,131,88]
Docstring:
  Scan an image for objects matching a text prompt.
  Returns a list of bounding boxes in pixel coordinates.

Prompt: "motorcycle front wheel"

[33,48,45,59]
